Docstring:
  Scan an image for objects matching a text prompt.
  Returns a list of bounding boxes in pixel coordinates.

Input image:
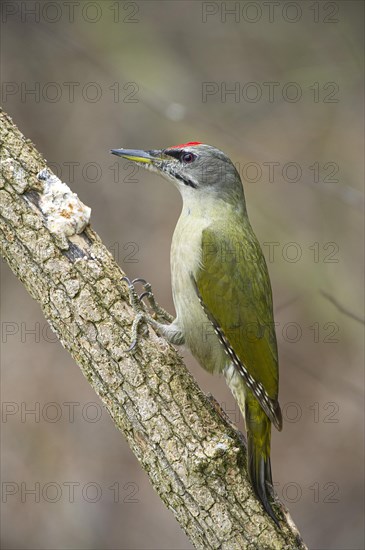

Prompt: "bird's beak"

[110,148,163,165]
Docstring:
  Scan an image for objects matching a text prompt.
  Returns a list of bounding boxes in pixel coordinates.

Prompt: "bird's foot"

[131,277,174,323]
[122,277,172,352]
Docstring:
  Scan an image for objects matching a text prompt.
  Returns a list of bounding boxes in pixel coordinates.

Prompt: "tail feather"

[246,397,280,527]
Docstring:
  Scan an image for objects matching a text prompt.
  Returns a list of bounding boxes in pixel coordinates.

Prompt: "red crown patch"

[168,141,202,149]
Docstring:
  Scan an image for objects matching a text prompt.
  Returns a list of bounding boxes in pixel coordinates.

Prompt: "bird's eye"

[181,152,196,164]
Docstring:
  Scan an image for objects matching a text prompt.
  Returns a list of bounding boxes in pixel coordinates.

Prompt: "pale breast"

[171,213,227,374]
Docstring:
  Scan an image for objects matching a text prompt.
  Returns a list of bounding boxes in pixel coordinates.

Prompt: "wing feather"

[195,223,282,429]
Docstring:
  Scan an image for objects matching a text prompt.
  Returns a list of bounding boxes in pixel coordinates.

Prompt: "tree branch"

[0,108,307,550]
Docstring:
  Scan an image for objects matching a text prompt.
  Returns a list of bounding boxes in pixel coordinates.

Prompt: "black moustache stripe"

[174,173,198,189]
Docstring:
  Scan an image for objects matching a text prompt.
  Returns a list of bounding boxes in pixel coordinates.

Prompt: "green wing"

[195,222,282,429]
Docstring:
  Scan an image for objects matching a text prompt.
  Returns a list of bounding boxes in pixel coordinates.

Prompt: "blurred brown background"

[1,1,364,549]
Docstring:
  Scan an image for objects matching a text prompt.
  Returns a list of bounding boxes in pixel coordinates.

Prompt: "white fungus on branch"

[37,168,91,239]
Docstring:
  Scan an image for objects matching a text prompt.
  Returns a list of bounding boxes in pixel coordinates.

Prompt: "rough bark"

[0,108,307,550]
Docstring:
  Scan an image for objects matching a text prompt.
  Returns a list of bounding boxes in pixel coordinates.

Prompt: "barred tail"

[245,395,280,526]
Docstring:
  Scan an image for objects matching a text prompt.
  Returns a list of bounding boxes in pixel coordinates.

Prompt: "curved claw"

[132,277,149,286]
[122,276,172,350]
[125,339,138,353]
[124,311,148,354]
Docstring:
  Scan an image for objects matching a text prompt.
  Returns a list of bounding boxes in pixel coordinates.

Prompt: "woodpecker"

[111,142,282,525]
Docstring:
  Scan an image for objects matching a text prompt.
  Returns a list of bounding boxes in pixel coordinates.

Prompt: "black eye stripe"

[164,149,197,164]
[164,149,181,160]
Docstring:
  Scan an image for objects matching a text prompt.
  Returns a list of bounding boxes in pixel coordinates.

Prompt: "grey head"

[111,142,246,206]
